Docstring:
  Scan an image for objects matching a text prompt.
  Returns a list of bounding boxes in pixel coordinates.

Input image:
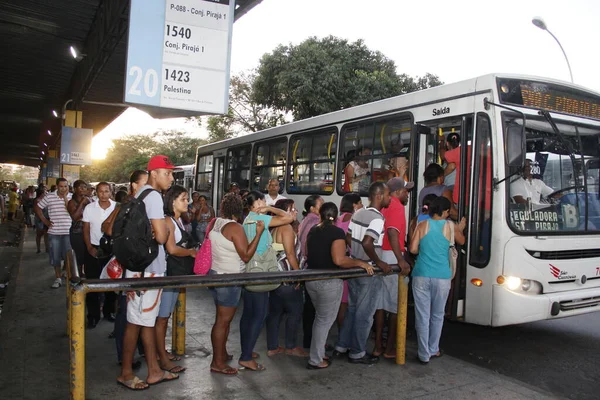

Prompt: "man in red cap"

[118,155,177,390]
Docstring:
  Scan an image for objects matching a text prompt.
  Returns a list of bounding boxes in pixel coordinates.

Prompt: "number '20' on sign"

[128,66,159,97]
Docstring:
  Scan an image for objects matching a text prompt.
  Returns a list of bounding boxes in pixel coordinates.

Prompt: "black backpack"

[112,189,159,272]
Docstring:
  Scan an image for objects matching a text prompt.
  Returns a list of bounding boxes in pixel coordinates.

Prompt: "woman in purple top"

[297,195,324,349]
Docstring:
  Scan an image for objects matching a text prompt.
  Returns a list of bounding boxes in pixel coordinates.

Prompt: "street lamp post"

[532,16,574,83]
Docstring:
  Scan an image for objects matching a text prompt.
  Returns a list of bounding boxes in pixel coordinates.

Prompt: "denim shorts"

[158,288,180,318]
[48,234,71,268]
[208,270,241,307]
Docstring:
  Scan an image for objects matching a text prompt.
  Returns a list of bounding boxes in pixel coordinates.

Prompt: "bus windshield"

[504,115,600,234]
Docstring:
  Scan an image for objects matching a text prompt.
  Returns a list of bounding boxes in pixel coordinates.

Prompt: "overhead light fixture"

[69,45,86,61]
[41,151,45,155]
[52,110,58,118]
[47,130,52,136]
[39,157,43,160]
[43,142,48,147]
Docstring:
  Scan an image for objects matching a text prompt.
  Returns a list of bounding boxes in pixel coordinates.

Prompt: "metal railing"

[66,250,409,400]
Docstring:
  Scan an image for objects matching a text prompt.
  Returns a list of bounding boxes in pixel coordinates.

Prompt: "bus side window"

[470,113,493,267]
[339,115,411,195]
[288,129,337,194]
[226,145,251,191]
[252,138,286,192]
[196,154,213,192]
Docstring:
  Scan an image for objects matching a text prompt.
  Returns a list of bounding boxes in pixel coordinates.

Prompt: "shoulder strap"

[137,188,155,202]
[206,217,217,233]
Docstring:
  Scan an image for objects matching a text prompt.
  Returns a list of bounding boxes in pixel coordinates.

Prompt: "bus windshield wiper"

[539,110,588,229]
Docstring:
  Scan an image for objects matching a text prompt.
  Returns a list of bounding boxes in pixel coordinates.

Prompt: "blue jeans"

[239,289,269,361]
[266,285,303,350]
[48,234,71,268]
[335,275,382,359]
[412,277,451,362]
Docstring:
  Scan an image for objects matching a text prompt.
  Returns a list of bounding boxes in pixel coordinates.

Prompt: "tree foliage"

[0,165,38,187]
[253,36,443,120]
[189,72,288,143]
[81,131,206,183]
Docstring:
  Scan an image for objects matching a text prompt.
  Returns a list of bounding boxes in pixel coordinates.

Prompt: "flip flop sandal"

[210,366,238,375]
[431,350,444,358]
[306,361,331,370]
[168,354,182,362]
[383,353,397,359]
[148,371,179,386]
[163,365,186,373]
[238,363,266,372]
[117,376,149,391]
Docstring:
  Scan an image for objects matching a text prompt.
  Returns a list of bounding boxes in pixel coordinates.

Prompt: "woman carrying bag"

[156,185,198,374]
[238,191,293,371]
[409,196,466,365]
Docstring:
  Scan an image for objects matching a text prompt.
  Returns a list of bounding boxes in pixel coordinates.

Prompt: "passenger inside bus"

[439,132,471,206]
[343,147,371,193]
[387,136,409,182]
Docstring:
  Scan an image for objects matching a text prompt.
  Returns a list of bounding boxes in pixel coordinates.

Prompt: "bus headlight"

[497,276,543,294]
[505,276,522,290]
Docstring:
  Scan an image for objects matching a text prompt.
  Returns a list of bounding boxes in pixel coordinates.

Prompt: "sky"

[92,0,600,159]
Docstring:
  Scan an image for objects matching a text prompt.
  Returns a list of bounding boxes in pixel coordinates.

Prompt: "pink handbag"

[193,218,216,275]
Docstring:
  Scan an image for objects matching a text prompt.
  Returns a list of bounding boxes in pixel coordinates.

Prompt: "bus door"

[212,150,227,216]
[414,115,474,319]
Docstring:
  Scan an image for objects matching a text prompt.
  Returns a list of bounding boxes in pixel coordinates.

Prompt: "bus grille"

[560,296,600,312]
[526,249,600,260]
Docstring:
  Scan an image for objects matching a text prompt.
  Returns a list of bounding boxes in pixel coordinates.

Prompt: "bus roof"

[195,73,600,155]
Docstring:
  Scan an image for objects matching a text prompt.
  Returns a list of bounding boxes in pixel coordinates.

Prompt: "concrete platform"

[0,227,559,399]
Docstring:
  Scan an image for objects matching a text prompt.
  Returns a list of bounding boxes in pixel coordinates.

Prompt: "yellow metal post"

[395,275,408,365]
[173,289,186,356]
[70,286,86,400]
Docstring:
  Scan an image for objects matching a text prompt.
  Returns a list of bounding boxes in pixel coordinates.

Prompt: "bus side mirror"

[506,122,525,168]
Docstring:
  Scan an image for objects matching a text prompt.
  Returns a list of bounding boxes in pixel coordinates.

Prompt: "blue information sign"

[124,0,235,114]
[60,127,93,166]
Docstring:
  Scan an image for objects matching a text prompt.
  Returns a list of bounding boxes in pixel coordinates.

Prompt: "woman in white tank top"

[209,193,264,376]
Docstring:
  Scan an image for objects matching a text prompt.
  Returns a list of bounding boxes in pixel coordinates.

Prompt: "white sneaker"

[51,278,62,289]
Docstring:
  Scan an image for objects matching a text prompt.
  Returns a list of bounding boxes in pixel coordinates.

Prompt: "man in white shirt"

[82,182,116,328]
[510,159,556,205]
[265,178,286,206]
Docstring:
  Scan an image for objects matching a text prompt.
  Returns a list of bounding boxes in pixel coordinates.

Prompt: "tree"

[189,72,288,143]
[253,36,443,120]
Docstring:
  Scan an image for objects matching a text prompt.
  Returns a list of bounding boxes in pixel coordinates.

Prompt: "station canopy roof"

[0,0,262,167]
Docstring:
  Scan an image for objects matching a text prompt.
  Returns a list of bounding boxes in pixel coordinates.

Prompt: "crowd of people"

[26,148,467,391]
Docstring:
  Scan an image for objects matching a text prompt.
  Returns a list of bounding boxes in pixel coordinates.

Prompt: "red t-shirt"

[445,146,472,204]
[381,196,406,252]
[445,147,461,204]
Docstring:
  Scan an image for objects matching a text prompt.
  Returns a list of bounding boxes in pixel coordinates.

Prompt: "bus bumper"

[491,284,600,326]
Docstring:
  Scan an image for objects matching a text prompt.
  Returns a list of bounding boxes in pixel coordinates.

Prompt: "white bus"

[173,164,195,197]
[194,73,600,326]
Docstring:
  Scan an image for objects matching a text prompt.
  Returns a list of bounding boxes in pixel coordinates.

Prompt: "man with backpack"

[117,155,178,390]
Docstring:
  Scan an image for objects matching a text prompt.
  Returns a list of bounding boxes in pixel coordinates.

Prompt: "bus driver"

[510,159,557,205]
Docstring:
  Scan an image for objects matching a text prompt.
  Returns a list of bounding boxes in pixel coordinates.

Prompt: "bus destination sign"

[498,78,600,121]
[125,0,235,114]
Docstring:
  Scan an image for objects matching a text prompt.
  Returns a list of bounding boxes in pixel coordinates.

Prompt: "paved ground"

[441,309,600,400]
[0,227,559,399]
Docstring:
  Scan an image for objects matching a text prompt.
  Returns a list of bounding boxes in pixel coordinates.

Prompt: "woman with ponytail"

[304,202,373,370]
